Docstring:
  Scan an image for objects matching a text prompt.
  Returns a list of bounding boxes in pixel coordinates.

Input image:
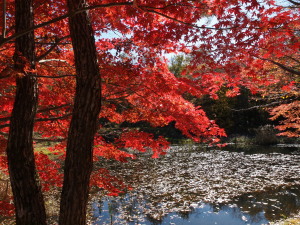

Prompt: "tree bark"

[58,0,101,224]
[6,0,47,224]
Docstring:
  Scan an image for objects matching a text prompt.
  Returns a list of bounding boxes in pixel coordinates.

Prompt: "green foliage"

[270,217,300,225]
[200,87,270,136]
[169,54,189,77]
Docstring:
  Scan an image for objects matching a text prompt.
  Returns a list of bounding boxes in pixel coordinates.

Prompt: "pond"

[90,144,300,225]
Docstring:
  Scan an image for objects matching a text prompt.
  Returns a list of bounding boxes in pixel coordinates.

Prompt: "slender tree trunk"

[6,0,47,224]
[59,0,101,224]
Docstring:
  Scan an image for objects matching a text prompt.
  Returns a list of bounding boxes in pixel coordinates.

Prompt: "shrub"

[254,125,278,145]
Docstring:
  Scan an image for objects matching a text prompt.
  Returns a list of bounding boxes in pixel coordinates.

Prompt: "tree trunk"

[6,0,47,224]
[58,0,101,224]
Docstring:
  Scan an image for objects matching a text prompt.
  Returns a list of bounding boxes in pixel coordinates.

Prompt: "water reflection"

[91,145,300,224]
[231,185,300,221]
[92,186,300,225]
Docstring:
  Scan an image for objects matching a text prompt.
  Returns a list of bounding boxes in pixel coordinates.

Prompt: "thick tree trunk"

[59,0,101,224]
[6,0,47,224]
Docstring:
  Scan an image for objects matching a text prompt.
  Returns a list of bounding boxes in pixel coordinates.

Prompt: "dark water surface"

[91,144,300,225]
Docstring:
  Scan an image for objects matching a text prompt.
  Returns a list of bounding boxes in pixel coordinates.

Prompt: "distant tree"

[169,55,189,78]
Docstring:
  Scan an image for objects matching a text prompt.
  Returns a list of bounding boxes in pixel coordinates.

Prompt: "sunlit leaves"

[0,0,299,199]
[269,101,300,137]
[35,153,63,191]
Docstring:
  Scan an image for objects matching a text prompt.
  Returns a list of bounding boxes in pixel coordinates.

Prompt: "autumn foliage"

[0,0,299,223]
[270,100,300,137]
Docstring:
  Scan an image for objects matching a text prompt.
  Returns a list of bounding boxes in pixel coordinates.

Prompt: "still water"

[91,144,300,225]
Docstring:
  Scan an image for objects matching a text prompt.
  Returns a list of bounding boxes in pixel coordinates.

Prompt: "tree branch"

[143,7,237,31]
[1,0,296,48]
[35,113,72,122]
[0,130,66,142]
[142,6,300,33]
[0,75,9,79]
[1,113,72,130]
[0,1,134,47]
[35,74,76,79]
[33,137,66,143]
[0,116,10,122]
[230,99,296,112]
[38,59,70,63]
[287,56,300,64]
[143,2,207,10]
[259,57,300,76]
[36,35,70,61]
[0,103,71,123]
[287,0,300,5]
[0,131,8,137]
[0,123,9,129]
[37,104,72,113]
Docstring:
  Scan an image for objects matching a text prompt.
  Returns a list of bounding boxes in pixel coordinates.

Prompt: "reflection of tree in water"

[92,146,300,224]
[229,185,300,222]
[265,187,299,220]
[92,186,300,225]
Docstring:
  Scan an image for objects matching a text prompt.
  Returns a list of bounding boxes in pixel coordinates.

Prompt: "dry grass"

[271,216,300,225]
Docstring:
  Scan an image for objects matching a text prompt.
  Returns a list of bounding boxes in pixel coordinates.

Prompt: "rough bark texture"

[58,0,101,224]
[6,0,47,224]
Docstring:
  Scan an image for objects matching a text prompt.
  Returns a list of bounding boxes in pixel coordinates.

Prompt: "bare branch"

[287,56,300,64]
[0,130,66,142]
[258,57,300,76]
[39,59,70,63]
[36,41,71,45]
[0,75,9,79]
[36,35,70,61]
[33,137,66,142]
[0,123,9,129]
[35,113,72,122]
[0,66,15,79]
[37,103,72,113]
[230,99,297,112]
[1,113,72,128]
[35,74,75,79]
[0,116,10,122]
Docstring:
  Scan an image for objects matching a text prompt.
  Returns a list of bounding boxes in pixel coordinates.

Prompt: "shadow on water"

[91,144,300,225]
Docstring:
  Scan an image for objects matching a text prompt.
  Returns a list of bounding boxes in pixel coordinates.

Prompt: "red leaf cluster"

[0,0,299,195]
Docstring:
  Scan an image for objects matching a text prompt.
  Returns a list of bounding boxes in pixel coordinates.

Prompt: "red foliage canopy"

[0,0,299,207]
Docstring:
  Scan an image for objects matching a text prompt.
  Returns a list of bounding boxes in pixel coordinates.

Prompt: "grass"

[270,216,300,225]
[34,143,63,159]
[278,218,300,225]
